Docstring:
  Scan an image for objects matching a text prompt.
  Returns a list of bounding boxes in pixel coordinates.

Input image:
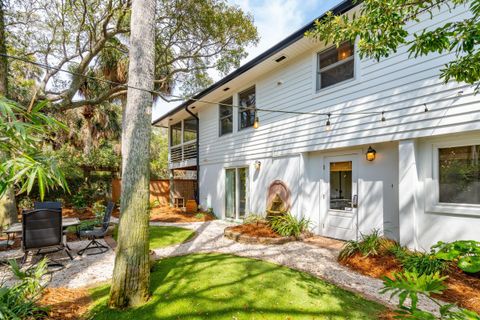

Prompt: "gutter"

[185,105,200,205]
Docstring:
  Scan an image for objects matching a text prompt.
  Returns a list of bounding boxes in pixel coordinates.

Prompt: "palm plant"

[0,97,69,200]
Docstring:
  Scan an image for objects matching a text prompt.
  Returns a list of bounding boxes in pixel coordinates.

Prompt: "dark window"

[439,145,480,204]
[219,97,233,136]
[183,117,197,143]
[238,86,256,130]
[170,122,182,146]
[317,42,354,90]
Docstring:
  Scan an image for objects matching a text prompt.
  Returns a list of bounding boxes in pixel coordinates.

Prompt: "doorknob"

[352,195,358,208]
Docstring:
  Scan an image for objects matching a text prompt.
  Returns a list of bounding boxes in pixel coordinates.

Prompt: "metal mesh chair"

[22,209,73,264]
[34,201,62,211]
[77,202,114,256]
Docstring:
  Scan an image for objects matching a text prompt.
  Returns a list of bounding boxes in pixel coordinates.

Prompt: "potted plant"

[92,201,106,231]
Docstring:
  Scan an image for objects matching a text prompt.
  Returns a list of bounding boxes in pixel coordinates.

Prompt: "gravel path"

[0,219,440,313]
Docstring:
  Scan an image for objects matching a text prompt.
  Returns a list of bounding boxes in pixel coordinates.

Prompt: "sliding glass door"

[225,169,236,219]
[225,167,249,219]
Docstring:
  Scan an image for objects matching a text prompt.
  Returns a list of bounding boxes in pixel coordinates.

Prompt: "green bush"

[244,213,267,225]
[71,193,87,209]
[0,259,48,319]
[398,252,449,276]
[433,240,480,274]
[268,212,310,238]
[339,229,388,260]
[380,270,480,319]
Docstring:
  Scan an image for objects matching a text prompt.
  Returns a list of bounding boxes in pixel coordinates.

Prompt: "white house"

[153,0,480,251]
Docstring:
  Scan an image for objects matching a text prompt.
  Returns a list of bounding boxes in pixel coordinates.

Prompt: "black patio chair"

[22,209,73,264]
[77,201,114,256]
[34,201,62,211]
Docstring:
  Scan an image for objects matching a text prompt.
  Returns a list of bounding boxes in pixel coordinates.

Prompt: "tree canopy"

[306,0,480,90]
[4,0,259,110]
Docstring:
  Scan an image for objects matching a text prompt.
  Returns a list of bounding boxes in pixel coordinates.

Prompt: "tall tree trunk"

[0,0,17,227]
[108,0,155,308]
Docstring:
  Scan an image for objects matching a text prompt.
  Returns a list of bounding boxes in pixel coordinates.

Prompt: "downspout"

[185,106,200,205]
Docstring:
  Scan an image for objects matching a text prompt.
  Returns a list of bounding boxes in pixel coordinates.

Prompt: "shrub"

[72,193,87,209]
[339,229,388,260]
[0,259,48,319]
[268,212,310,238]
[380,270,480,319]
[244,213,267,225]
[399,252,449,276]
[92,201,106,226]
[433,240,480,274]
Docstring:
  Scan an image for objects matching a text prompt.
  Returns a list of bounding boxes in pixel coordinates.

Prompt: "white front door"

[323,155,358,240]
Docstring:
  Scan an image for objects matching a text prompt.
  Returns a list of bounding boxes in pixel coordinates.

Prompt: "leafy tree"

[108,0,155,308]
[0,99,69,217]
[150,127,169,179]
[5,0,258,110]
[306,0,480,90]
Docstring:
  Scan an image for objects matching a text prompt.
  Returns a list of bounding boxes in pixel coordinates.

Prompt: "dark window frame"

[170,121,182,147]
[316,41,355,91]
[219,97,233,136]
[238,86,256,130]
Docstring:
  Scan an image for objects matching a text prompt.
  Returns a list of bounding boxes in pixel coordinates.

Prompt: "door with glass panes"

[225,168,249,220]
[323,156,358,240]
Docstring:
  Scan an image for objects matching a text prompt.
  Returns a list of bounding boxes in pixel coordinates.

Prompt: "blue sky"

[153,0,344,120]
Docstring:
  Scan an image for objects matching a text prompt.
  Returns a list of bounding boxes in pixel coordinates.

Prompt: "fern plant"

[268,212,310,237]
[380,270,480,319]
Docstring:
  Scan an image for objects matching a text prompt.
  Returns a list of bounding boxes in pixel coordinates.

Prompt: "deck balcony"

[169,140,197,169]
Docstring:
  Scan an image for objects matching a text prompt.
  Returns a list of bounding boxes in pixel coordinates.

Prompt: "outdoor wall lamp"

[366,146,376,161]
[254,160,261,170]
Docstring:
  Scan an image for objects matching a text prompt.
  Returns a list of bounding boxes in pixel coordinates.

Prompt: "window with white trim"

[219,97,233,136]
[316,41,354,90]
[438,145,480,205]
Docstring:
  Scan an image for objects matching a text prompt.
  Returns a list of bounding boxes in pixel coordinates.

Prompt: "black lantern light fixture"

[366,146,376,161]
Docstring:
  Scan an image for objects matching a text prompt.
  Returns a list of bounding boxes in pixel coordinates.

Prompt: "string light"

[253,115,260,129]
[325,113,332,131]
[0,53,471,131]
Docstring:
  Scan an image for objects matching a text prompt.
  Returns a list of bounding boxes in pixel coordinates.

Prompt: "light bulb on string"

[325,113,332,131]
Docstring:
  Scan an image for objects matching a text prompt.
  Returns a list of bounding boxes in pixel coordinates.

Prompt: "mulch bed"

[340,253,480,313]
[38,287,92,320]
[229,222,280,238]
[149,206,215,223]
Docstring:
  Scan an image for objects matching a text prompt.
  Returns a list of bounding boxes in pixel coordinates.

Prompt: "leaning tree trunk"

[0,0,18,227]
[108,0,155,308]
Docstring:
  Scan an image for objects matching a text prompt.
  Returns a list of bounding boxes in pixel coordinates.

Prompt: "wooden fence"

[112,179,196,205]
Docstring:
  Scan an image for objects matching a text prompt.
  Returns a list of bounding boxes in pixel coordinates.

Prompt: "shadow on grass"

[113,225,196,249]
[88,253,386,319]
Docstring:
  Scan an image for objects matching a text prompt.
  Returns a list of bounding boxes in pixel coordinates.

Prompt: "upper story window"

[219,97,233,136]
[238,86,256,130]
[316,41,354,90]
[439,145,480,205]
[183,116,197,143]
[170,122,182,146]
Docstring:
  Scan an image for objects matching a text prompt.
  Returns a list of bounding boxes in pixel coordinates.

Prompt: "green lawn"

[113,225,196,249]
[88,253,386,320]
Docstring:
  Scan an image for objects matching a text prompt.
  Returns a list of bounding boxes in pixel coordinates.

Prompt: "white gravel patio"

[0,219,440,313]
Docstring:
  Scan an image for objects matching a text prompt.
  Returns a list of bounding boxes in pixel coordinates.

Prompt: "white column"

[398,139,418,249]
